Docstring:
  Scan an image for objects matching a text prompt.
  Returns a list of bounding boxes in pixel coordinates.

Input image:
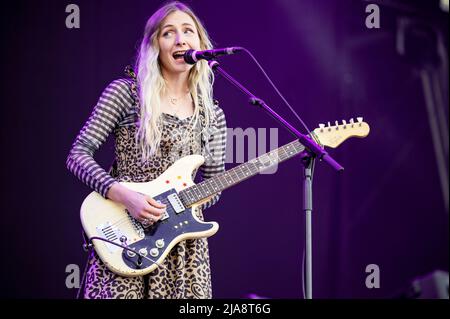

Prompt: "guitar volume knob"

[138,248,148,257]
[155,239,165,248]
[150,248,159,257]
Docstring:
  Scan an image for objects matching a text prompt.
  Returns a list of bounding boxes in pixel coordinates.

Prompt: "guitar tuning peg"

[327,122,331,131]
[342,120,347,128]
[349,118,354,127]
[319,123,325,131]
[357,117,363,123]
[335,120,339,129]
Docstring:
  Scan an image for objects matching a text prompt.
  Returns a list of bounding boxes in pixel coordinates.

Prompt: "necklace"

[168,91,190,106]
[166,90,191,117]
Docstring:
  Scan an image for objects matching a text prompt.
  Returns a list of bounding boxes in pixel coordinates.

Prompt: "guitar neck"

[179,139,305,207]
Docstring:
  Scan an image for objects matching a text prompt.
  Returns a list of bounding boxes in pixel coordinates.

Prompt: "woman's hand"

[106,182,166,225]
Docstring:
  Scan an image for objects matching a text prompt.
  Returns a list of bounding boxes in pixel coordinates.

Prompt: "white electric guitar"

[80,118,370,276]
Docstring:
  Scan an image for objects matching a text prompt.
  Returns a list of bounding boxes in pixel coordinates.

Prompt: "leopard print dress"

[82,70,216,299]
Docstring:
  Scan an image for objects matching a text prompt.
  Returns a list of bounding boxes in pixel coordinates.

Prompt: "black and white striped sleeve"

[66,79,133,198]
[199,104,227,210]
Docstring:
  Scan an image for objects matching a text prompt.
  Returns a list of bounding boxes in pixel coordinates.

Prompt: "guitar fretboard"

[179,139,305,206]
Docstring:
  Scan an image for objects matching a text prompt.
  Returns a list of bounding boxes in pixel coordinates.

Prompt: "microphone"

[183,47,243,64]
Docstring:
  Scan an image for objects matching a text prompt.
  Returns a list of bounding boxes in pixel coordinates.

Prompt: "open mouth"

[172,50,187,61]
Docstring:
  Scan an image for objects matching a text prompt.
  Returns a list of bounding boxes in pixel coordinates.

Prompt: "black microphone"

[184,47,243,64]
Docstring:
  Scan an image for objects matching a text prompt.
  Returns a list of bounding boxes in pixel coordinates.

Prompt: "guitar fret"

[197,182,207,198]
[210,178,220,193]
[214,174,224,190]
[239,165,247,177]
[223,171,234,186]
[203,179,214,196]
[183,188,192,202]
[201,180,210,193]
[194,185,202,200]
[246,164,254,176]
[180,127,368,207]
[280,148,287,160]
[188,186,196,202]
[237,165,245,178]
[190,188,198,201]
[244,164,253,176]
[230,170,238,183]
[229,169,240,182]
[182,139,305,206]
[249,161,259,174]
[192,185,202,201]
[180,192,187,206]
[199,184,209,199]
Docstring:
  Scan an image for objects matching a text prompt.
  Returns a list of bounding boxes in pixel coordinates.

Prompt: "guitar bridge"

[96,212,145,253]
[96,223,124,253]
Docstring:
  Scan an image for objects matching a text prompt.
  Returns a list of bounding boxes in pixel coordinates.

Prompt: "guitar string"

[95,124,329,237]
[107,183,216,230]
[103,141,296,227]
[85,119,331,277]
[99,148,301,274]
[97,197,172,235]
[90,147,302,276]
[104,144,298,231]
[105,192,198,230]
[104,184,212,230]
[106,197,172,230]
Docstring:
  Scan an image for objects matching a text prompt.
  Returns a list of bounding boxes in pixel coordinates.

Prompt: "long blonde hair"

[134,1,215,161]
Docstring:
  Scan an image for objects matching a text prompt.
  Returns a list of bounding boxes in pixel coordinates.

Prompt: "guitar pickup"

[167,193,185,214]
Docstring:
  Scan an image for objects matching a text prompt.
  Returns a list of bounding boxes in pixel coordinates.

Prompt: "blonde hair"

[134,1,216,161]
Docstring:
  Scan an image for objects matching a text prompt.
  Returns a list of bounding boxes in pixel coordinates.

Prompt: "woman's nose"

[175,33,186,46]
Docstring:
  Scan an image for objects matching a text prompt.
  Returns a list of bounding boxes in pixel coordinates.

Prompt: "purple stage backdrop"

[0,0,448,299]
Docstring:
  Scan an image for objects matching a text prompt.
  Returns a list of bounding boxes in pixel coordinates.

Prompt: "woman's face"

[158,10,201,76]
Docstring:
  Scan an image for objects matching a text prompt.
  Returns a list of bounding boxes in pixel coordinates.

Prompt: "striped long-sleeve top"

[66,78,227,210]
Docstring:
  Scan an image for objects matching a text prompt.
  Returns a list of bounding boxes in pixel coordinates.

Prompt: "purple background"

[0,0,447,298]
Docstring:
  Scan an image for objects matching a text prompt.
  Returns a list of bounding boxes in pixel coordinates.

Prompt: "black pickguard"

[122,188,214,271]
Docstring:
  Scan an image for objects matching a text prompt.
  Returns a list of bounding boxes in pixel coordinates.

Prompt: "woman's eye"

[162,31,173,37]
[184,28,194,34]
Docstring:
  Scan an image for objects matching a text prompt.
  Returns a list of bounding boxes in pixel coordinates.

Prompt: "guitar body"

[80,155,219,277]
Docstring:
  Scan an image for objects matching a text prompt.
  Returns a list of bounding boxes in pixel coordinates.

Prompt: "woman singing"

[66,1,227,299]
